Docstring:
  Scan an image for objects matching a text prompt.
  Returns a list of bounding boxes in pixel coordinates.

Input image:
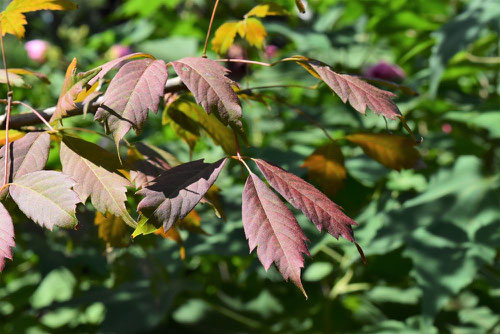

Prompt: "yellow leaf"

[237,18,267,49]
[212,22,239,55]
[1,0,78,38]
[8,68,50,84]
[154,227,185,260]
[94,212,130,248]
[346,133,424,171]
[132,215,157,238]
[0,69,29,88]
[74,81,99,103]
[245,3,288,18]
[0,130,25,146]
[167,99,236,155]
[301,142,346,197]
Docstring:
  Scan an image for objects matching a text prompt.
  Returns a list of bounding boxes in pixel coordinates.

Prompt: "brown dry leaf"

[302,142,346,197]
[346,133,424,171]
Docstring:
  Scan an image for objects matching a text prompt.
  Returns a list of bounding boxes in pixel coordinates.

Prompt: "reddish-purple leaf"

[171,57,244,134]
[242,172,309,297]
[0,132,50,198]
[87,53,155,87]
[60,136,136,227]
[0,202,14,272]
[137,158,226,231]
[95,58,168,145]
[291,57,401,119]
[9,171,80,229]
[130,143,177,189]
[253,159,357,242]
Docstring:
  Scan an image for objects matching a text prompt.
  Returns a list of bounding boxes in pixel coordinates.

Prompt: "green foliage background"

[1,0,499,333]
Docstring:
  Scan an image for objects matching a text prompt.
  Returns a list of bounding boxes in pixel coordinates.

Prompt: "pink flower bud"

[107,45,133,59]
[24,40,49,63]
[441,123,452,134]
[363,61,405,82]
[265,45,279,59]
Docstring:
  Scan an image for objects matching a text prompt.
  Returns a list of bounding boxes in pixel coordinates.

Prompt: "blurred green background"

[0,0,499,333]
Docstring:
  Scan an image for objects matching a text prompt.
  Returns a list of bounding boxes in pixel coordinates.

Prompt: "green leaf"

[30,267,76,308]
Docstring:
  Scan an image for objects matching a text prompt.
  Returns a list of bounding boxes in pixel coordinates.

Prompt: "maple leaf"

[9,171,80,229]
[346,133,424,171]
[137,158,226,232]
[171,57,244,137]
[287,56,402,119]
[301,142,346,197]
[95,58,168,146]
[60,135,136,227]
[94,212,130,248]
[236,18,267,49]
[0,132,50,199]
[242,172,310,297]
[0,0,77,38]
[253,159,357,242]
[0,202,15,272]
[212,22,239,55]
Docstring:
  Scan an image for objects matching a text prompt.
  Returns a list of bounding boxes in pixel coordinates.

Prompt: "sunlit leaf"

[245,3,288,18]
[137,158,226,232]
[0,132,50,198]
[0,202,14,271]
[0,0,77,38]
[60,135,136,227]
[301,142,346,197]
[346,133,424,171]
[286,56,402,119]
[94,212,130,248]
[9,171,80,229]
[0,130,25,146]
[0,70,29,88]
[95,58,168,146]
[8,68,50,84]
[242,172,309,297]
[237,18,267,49]
[253,159,358,243]
[171,57,244,137]
[212,22,239,55]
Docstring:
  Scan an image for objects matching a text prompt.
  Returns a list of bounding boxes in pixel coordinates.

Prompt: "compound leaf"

[137,158,226,232]
[60,135,136,227]
[9,171,80,229]
[242,172,309,297]
[346,133,424,171]
[301,142,346,197]
[254,159,357,242]
[236,18,267,49]
[0,202,14,271]
[95,58,168,146]
[171,57,244,136]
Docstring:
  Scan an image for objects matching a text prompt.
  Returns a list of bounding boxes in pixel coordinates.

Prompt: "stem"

[233,130,252,174]
[202,0,220,58]
[14,101,54,131]
[238,83,319,94]
[0,25,13,188]
[215,58,272,67]
[397,115,423,144]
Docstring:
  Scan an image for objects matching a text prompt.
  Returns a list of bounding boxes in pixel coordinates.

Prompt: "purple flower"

[363,61,405,82]
[107,45,133,59]
[25,40,49,63]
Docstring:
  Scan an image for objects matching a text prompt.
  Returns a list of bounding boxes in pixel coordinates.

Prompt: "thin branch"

[12,101,54,131]
[0,25,13,189]
[203,0,221,58]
